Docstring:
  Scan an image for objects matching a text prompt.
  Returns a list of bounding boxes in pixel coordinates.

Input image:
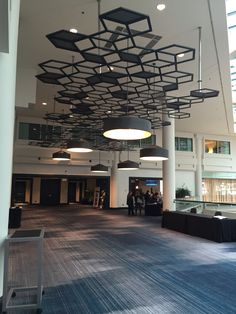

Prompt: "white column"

[25,180,31,203]
[32,177,41,204]
[60,179,68,204]
[110,152,119,208]
[162,115,176,211]
[0,0,20,297]
[195,135,203,200]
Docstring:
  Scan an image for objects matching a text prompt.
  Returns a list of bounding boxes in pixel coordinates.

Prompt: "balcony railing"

[174,199,236,218]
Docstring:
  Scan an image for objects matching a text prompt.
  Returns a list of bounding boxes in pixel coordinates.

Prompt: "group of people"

[127,190,163,216]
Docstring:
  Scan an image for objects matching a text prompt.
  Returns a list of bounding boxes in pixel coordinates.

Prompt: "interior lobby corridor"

[7,206,236,314]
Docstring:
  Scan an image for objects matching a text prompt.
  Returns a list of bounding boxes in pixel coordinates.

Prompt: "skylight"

[226,0,236,130]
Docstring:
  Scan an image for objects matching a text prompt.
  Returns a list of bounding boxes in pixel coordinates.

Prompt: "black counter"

[162,211,236,242]
[145,203,162,216]
[8,207,22,228]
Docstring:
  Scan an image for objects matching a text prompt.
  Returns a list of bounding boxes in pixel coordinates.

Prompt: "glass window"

[205,139,230,154]
[129,135,156,148]
[19,122,29,139]
[18,122,62,141]
[28,123,41,140]
[175,137,193,152]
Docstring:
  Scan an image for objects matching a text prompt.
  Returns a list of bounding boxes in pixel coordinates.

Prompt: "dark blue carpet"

[9,206,236,313]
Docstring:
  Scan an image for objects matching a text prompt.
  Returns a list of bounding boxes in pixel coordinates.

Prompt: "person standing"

[99,190,106,209]
[127,191,135,216]
[135,191,143,215]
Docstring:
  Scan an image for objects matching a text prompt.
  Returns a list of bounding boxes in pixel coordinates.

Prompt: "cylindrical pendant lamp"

[103,116,152,140]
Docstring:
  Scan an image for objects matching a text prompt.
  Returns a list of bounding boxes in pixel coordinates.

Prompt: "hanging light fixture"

[91,164,108,172]
[52,150,71,160]
[102,33,152,141]
[67,139,93,153]
[118,160,139,170]
[140,146,168,161]
[139,67,169,161]
[103,116,151,140]
[117,147,139,170]
[91,151,108,172]
[190,27,219,99]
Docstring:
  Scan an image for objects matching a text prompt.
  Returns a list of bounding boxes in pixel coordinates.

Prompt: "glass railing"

[174,199,236,218]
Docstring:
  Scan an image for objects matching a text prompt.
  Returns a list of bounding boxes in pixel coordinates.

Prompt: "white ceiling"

[16,0,234,136]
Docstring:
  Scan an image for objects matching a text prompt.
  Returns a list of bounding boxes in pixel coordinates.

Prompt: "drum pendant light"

[91,151,108,172]
[52,150,71,160]
[67,139,93,153]
[91,163,108,172]
[103,35,151,141]
[140,146,168,161]
[117,148,139,170]
[139,66,169,162]
[117,160,139,170]
[103,116,151,140]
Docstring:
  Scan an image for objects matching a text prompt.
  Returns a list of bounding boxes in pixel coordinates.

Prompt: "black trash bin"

[8,207,22,228]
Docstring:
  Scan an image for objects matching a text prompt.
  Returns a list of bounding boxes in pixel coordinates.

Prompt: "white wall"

[13,123,236,208]
[202,133,236,172]
[15,67,37,108]
[176,170,195,196]
[32,177,40,204]
[115,167,163,208]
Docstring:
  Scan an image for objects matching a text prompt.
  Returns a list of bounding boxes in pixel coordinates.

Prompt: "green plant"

[176,185,191,198]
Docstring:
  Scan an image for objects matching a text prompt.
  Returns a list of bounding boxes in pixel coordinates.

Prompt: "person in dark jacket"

[135,191,144,215]
[127,191,135,215]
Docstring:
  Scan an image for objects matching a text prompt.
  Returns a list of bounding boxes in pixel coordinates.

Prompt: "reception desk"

[162,211,236,242]
[8,207,22,228]
[145,203,162,216]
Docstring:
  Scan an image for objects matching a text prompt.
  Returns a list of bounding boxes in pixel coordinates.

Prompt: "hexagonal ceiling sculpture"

[35,7,219,150]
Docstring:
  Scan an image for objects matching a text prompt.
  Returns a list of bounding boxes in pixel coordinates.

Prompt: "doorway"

[40,179,60,205]
[129,177,163,194]
[14,181,26,203]
[68,181,77,203]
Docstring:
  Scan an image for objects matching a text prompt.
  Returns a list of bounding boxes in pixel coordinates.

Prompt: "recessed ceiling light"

[110,66,114,71]
[70,28,78,33]
[107,110,112,114]
[177,53,185,58]
[42,102,47,105]
[157,3,166,11]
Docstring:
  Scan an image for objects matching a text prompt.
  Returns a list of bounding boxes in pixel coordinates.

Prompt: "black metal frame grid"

[35,7,219,149]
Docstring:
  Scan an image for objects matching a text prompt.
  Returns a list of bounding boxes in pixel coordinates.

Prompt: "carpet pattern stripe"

[6,206,236,313]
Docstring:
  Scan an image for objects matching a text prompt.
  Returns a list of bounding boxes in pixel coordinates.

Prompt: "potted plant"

[176,185,191,198]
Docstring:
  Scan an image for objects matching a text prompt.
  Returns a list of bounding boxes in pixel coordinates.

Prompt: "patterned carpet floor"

[6,206,236,313]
